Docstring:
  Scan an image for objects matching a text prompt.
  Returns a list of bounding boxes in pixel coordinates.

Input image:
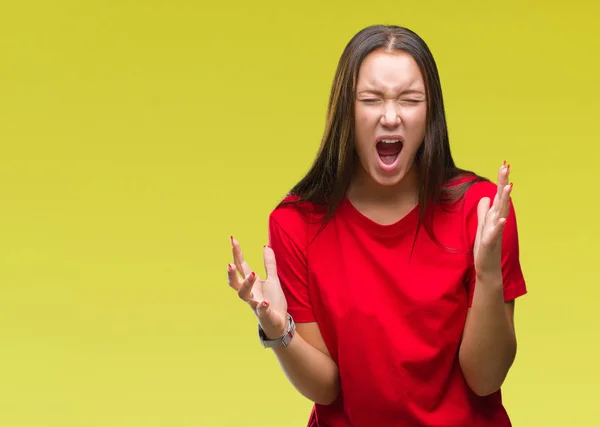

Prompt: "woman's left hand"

[473,162,513,280]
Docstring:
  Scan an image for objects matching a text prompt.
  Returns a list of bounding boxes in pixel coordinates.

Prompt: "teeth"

[380,139,400,143]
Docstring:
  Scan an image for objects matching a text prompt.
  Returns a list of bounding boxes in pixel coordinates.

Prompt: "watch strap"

[258,314,295,348]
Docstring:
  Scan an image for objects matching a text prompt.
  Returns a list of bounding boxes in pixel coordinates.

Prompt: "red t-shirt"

[267,176,527,427]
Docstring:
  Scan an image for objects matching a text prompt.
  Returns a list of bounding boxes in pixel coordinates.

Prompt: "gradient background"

[1,1,598,426]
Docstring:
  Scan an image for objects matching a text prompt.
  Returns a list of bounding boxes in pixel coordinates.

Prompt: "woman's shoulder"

[463,176,496,202]
[268,193,327,238]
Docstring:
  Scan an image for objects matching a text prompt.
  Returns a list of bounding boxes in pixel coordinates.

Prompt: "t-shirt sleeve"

[268,213,316,323]
[465,182,528,307]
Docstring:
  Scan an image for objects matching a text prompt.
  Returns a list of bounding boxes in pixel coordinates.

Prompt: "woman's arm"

[458,274,517,396]
[229,239,340,405]
[269,321,340,405]
[459,164,524,396]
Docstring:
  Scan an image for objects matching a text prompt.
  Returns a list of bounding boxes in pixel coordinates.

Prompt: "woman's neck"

[346,165,420,225]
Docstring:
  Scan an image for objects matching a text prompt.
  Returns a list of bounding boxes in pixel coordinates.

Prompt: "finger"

[474,197,490,255]
[263,245,278,281]
[493,162,510,206]
[227,263,242,291]
[238,271,257,303]
[476,197,491,237]
[499,161,510,185]
[499,181,513,219]
[248,299,261,311]
[256,300,270,318]
[484,217,507,246]
[231,236,252,278]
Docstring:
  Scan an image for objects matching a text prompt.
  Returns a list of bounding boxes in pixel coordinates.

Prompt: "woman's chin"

[370,168,406,187]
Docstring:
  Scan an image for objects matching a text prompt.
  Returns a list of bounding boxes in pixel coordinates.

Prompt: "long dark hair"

[283,25,486,249]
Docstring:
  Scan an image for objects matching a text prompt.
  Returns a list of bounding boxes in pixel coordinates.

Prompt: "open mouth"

[376,137,403,165]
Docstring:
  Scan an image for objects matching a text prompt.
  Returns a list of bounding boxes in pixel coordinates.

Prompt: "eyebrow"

[356,88,425,96]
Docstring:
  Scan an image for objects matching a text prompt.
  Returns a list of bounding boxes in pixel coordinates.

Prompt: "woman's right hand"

[227,237,289,340]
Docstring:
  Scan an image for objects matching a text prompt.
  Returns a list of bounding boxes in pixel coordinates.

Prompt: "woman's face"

[353,49,427,188]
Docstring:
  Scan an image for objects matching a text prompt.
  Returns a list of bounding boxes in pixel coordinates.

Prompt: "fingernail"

[251,272,256,280]
[264,244,270,249]
[262,301,269,308]
[503,160,506,166]
[230,235,233,245]
[507,163,511,170]
[227,264,233,272]
[509,182,513,190]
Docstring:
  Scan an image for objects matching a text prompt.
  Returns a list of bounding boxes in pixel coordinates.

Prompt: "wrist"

[475,270,503,288]
[472,273,505,306]
[258,314,295,348]
[262,324,288,340]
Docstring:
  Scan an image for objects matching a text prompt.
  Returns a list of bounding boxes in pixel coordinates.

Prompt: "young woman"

[227,24,527,427]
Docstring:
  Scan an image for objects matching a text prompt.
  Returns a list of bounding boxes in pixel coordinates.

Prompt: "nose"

[381,101,401,128]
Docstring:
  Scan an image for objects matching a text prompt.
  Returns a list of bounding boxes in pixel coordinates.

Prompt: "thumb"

[263,245,278,281]
[476,197,490,238]
[256,301,287,339]
[256,300,271,319]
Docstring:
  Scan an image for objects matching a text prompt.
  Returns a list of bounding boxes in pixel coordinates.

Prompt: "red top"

[267,176,527,427]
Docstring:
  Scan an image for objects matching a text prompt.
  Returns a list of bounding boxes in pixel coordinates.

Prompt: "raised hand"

[473,162,513,278]
[227,237,289,339]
